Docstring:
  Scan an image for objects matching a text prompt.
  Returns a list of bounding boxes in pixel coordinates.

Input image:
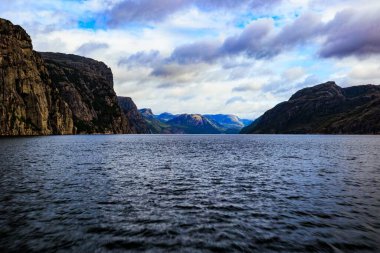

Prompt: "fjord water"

[0,135,379,252]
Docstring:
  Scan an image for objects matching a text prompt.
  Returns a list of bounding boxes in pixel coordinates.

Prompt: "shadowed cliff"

[0,18,73,135]
[118,96,150,133]
[40,52,134,134]
[241,81,380,134]
[0,18,139,135]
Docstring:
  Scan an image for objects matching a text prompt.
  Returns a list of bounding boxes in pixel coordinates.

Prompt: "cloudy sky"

[1,0,379,118]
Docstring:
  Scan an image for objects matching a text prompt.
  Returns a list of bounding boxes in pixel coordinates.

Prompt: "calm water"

[0,135,379,252]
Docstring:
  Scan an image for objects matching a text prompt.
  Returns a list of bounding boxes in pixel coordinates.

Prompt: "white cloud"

[1,0,379,119]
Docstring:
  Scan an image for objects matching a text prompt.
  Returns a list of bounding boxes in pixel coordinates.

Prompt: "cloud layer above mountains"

[1,0,379,118]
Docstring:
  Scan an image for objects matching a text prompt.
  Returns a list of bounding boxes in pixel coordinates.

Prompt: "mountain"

[41,52,134,134]
[138,108,175,134]
[0,18,137,135]
[118,97,150,134]
[204,114,252,133]
[0,18,73,135]
[139,108,155,119]
[240,118,254,126]
[156,112,176,122]
[241,81,380,134]
[137,109,251,134]
[167,114,222,134]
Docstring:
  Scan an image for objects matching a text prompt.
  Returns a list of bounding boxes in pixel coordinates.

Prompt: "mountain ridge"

[0,18,143,135]
[0,18,74,135]
[138,109,252,134]
[118,96,150,133]
[241,81,380,134]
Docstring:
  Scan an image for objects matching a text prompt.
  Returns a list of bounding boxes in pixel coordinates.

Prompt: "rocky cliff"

[0,18,137,135]
[0,18,73,135]
[118,96,150,133]
[40,52,133,134]
[241,81,380,134]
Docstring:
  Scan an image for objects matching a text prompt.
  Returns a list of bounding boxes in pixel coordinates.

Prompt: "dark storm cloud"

[106,0,282,26]
[196,0,281,10]
[319,9,380,58]
[270,13,322,51]
[164,19,274,65]
[221,19,274,58]
[118,6,380,77]
[151,65,174,77]
[170,41,220,64]
[118,50,163,68]
[75,42,109,55]
[165,15,299,64]
[165,7,380,66]
[164,14,323,65]
[107,0,187,25]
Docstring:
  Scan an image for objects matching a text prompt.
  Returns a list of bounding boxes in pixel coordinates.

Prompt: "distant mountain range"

[241,81,380,134]
[137,109,253,134]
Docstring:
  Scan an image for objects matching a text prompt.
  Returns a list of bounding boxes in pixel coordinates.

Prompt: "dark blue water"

[0,135,379,252]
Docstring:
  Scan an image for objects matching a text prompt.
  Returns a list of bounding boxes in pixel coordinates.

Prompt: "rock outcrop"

[0,18,73,135]
[241,81,380,134]
[118,96,150,133]
[40,52,133,134]
[1,18,137,135]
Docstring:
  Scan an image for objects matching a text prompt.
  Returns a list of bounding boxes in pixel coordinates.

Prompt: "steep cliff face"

[0,18,138,135]
[0,18,73,135]
[139,108,155,119]
[118,96,150,133]
[241,82,380,134]
[156,112,175,122]
[40,52,134,134]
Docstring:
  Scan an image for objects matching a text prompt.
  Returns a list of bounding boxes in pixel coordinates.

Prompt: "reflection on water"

[0,135,379,252]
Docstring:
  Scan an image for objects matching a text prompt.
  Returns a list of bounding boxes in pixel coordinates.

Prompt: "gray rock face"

[241,81,380,134]
[40,52,134,134]
[118,96,150,133]
[1,18,137,135]
[0,18,74,135]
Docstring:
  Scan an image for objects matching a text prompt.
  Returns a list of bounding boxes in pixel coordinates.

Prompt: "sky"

[1,0,380,119]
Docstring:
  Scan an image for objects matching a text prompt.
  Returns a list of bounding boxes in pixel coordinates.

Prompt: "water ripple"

[0,135,379,252]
